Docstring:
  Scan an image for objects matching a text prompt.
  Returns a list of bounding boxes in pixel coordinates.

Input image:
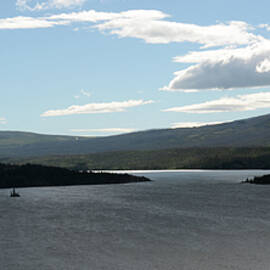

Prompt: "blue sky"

[1,0,270,136]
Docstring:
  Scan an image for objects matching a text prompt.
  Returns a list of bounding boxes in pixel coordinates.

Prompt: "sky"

[1,0,270,136]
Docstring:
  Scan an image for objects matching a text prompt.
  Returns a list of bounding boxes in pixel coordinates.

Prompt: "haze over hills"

[1,113,270,159]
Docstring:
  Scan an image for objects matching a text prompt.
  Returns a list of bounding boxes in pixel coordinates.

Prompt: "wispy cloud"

[41,99,154,117]
[171,121,231,128]
[259,24,270,31]
[16,0,86,11]
[164,92,270,114]
[49,9,168,24]
[70,128,136,134]
[80,89,91,97]
[0,16,67,29]
[74,89,91,99]
[0,117,7,124]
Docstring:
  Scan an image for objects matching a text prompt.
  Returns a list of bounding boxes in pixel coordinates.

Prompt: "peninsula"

[0,163,150,189]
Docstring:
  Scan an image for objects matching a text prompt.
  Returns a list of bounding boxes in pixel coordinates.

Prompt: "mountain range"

[1,113,270,159]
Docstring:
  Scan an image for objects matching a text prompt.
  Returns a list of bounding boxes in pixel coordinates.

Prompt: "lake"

[1,170,270,270]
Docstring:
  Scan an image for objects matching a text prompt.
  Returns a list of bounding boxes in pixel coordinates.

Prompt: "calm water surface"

[1,170,270,270]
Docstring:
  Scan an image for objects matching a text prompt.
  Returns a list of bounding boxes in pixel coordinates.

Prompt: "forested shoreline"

[9,147,270,170]
[0,163,150,189]
[242,174,270,184]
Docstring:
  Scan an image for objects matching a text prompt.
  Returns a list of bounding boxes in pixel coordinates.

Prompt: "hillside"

[1,113,270,158]
[17,147,270,170]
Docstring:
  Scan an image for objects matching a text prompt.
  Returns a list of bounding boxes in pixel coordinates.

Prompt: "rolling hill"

[1,113,270,158]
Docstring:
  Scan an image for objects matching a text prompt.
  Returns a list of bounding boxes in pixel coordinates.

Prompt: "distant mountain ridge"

[1,113,270,158]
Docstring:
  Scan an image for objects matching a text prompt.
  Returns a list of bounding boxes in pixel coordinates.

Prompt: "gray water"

[1,170,270,270]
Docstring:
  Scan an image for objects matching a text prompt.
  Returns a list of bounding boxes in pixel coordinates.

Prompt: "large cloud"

[94,18,257,47]
[41,100,154,117]
[0,9,258,48]
[49,10,257,48]
[2,8,270,92]
[163,39,270,91]
[164,92,270,113]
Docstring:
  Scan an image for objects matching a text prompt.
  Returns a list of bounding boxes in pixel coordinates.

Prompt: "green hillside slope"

[1,113,270,158]
[13,147,270,170]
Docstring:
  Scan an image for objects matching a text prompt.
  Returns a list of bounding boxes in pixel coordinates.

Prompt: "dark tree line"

[17,147,270,170]
[243,174,270,185]
[0,163,150,189]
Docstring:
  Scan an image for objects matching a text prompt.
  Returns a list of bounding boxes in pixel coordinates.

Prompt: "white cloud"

[80,89,91,97]
[41,99,154,116]
[16,0,86,11]
[73,89,91,99]
[171,121,230,128]
[49,9,167,23]
[2,8,270,92]
[93,17,257,47]
[51,0,86,8]
[70,128,135,133]
[164,92,270,114]
[16,0,46,11]
[2,9,258,48]
[0,117,7,124]
[256,58,270,73]
[163,39,270,91]
[0,16,67,29]
[258,24,270,31]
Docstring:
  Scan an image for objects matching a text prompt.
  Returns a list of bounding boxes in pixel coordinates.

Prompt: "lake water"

[1,170,270,270]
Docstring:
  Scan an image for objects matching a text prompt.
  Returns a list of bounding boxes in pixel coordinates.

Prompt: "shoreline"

[97,169,270,174]
[0,163,151,189]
